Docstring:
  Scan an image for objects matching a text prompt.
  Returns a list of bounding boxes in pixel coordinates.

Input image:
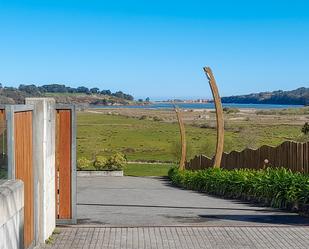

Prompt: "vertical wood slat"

[14,111,34,248]
[56,110,72,219]
[185,141,309,173]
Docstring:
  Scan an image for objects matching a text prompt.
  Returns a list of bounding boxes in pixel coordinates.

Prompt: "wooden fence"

[185,141,309,174]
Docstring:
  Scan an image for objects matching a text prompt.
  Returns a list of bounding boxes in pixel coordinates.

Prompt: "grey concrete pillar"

[25,98,56,244]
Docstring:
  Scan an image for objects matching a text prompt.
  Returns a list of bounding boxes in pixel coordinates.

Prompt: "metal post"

[5,105,15,179]
[70,105,77,224]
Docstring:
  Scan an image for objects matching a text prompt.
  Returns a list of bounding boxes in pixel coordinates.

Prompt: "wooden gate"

[5,105,35,248]
[55,105,76,224]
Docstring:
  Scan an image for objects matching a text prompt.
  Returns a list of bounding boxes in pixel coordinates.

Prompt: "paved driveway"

[42,226,309,249]
[40,176,309,248]
[77,176,309,227]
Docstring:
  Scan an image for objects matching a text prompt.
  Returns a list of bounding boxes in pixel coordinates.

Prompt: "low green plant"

[77,157,92,170]
[94,155,108,170]
[169,167,309,210]
[294,134,309,143]
[45,236,54,245]
[52,228,61,235]
[105,152,127,171]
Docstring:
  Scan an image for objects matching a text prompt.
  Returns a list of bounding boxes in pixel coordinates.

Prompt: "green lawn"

[124,163,174,176]
[77,112,303,163]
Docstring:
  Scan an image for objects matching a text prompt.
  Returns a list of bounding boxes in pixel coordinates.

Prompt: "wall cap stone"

[77,170,123,177]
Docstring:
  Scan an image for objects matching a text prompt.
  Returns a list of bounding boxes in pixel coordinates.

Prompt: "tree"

[123,94,134,101]
[90,87,99,94]
[41,84,67,93]
[77,86,90,94]
[138,99,143,102]
[113,91,124,99]
[145,97,150,102]
[66,87,77,93]
[38,86,47,93]
[101,90,111,95]
[18,84,41,95]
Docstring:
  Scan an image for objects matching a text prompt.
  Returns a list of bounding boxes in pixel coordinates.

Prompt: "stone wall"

[25,98,56,243]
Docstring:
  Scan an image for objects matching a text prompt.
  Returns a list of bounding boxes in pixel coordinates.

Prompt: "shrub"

[106,152,127,171]
[223,107,240,114]
[295,134,309,143]
[301,122,309,135]
[153,116,163,122]
[93,155,108,170]
[200,123,216,129]
[77,157,92,170]
[168,167,309,210]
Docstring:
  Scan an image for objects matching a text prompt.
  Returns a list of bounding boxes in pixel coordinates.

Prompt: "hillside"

[221,87,309,106]
[0,83,137,106]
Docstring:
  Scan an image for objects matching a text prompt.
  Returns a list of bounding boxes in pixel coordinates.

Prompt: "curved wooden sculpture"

[203,67,224,168]
[174,105,186,171]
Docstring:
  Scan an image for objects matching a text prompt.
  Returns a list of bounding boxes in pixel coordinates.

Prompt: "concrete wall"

[0,180,24,249]
[25,98,56,244]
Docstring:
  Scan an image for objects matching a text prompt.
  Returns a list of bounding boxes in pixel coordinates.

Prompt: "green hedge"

[168,167,309,210]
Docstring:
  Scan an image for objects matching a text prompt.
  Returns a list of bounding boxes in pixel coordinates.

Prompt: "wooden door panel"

[14,111,34,248]
[56,110,72,219]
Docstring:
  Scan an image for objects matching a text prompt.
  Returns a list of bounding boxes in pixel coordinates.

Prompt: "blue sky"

[0,0,308,99]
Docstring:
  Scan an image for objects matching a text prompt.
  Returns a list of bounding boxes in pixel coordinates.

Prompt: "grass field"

[77,111,305,164]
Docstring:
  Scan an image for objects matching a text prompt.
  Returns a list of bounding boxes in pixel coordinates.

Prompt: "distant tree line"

[0,83,134,101]
[221,87,309,106]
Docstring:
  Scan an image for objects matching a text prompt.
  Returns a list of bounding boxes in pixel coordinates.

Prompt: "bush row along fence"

[185,141,309,174]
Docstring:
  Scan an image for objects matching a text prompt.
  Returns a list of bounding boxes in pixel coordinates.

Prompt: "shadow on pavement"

[77,202,284,212]
[198,214,309,226]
